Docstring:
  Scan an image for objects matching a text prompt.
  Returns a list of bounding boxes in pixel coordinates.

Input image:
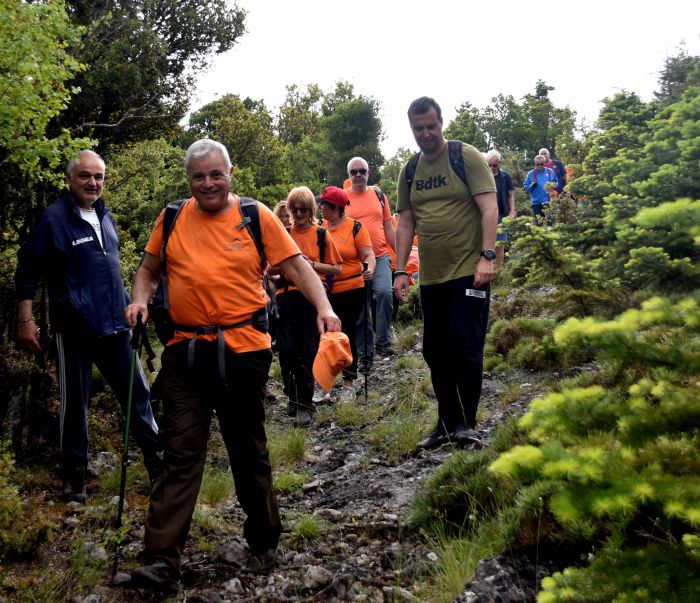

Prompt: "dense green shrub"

[0,442,50,560]
[490,296,700,601]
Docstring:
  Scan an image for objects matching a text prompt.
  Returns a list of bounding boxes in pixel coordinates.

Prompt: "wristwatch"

[480,249,496,261]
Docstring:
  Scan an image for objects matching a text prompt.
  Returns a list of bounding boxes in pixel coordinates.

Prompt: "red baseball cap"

[319,186,350,208]
[312,331,352,392]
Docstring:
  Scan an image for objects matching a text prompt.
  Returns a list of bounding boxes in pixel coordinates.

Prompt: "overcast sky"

[192,0,700,158]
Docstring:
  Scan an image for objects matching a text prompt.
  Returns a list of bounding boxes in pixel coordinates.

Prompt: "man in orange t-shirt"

[125,139,340,593]
[345,157,397,369]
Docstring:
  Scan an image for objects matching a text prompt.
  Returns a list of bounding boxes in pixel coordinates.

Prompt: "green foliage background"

[0,2,698,599]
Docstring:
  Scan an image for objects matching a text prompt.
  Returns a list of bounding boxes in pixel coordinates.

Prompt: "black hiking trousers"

[419,275,490,431]
[276,290,320,410]
[143,340,281,571]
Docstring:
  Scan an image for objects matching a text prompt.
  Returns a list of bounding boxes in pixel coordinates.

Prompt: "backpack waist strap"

[173,306,268,384]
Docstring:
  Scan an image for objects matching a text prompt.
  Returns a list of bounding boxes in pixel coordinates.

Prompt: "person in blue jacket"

[523,154,557,224]
[15,150,162,503]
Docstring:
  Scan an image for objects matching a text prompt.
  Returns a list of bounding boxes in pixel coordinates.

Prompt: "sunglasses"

[488,163,499,167]
[349,168,367,176]
[290,207,309,214]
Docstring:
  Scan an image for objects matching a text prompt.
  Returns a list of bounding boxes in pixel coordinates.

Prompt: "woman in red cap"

[319,186,376,402]
[271,186,342,426]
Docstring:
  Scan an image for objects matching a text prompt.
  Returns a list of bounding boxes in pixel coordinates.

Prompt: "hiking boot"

[131,560,180,594]
[416,425,448,450]
[375,345,396,358]
[244,548,277,574]
[61,465,86,504]
[338,385,356,403]
[294,408,313,428]
[358,354,373,374]
[452,425,481,448]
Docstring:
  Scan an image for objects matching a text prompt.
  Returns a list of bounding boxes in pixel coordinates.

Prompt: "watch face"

[481,249,496,260]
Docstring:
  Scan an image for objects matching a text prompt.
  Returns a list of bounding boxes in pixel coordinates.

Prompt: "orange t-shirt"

[322,217,372,294]
[345,188,392,258]
[277,223,342,294]
[145,197,301,352]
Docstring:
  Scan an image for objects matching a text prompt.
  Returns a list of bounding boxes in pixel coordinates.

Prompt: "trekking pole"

[111,314,146,580]
[363,262,369,404]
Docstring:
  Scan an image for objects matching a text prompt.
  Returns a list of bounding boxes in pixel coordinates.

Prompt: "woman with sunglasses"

[271,186,342,426]
[319,186,376,402]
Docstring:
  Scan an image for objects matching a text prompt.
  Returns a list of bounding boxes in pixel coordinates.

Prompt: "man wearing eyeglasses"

[524,154,557,224]
[345,157,397,369]
[485,150,515,268]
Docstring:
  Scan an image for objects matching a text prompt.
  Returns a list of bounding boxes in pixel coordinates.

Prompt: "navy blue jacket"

[15,192,130,337]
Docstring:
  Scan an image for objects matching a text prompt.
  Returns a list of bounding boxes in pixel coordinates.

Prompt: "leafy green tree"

[0,0,91,187]
[276,84,323,145]
[321,94,384,186]
[444,102,487,150]
[654,45,700,107]
[187,94,284,188]
[54,0,246,147]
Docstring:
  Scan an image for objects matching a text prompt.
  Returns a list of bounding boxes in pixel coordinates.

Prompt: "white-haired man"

[126,139,341,593]
[485,150,515,268]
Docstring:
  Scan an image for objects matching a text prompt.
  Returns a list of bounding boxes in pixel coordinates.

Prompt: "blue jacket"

[524,167,556,204]
[15,192,130,337]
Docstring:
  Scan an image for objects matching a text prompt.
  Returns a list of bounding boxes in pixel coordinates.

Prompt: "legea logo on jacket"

[72,236,94,246]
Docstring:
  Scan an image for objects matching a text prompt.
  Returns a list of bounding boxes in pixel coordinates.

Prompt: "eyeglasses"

[290,207,309,214]
[535,163,545,167]
[488,163,499,168]
[349,168,367,176]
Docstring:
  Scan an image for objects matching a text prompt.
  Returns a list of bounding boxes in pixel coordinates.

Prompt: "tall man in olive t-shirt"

[394,97,498,450]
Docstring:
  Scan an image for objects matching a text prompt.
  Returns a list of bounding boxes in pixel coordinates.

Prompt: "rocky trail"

[13,341,546,603]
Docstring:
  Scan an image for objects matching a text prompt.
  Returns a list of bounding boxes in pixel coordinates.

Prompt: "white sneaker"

[338,386,356,403]
[313,385,331,404]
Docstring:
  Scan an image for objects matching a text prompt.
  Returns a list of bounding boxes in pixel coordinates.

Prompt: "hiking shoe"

[131,560,180,594]
[244,548,277,574]
[416,426,448,450]
[338,386,356,403]
[358,355,373,374]
[375,345,397,358]
[61,465,86,503]
[313,385,331,404]
[452,425,481,448]
[294,410,313,428]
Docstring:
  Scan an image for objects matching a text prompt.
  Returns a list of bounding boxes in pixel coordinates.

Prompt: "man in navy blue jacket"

[15,150,162,503]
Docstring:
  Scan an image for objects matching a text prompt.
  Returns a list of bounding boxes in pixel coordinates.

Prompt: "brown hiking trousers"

[143,340,281,571]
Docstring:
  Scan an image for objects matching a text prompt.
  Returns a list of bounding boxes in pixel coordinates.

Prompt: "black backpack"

[404,140,469,201]
[278,224,335,295]
[148,197,265,345]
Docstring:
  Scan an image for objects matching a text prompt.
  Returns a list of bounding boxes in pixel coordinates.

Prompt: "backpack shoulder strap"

[373,188,386,207]
[316,225,327,264]
[159,198,188,310]
[352,219,362,238]
[238,196,265,271]
[404,152,421,201]
[160,199,188,262]
[447,140,468,187]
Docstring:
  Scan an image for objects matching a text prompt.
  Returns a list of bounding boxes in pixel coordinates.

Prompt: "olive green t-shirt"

[397,142,496,285]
